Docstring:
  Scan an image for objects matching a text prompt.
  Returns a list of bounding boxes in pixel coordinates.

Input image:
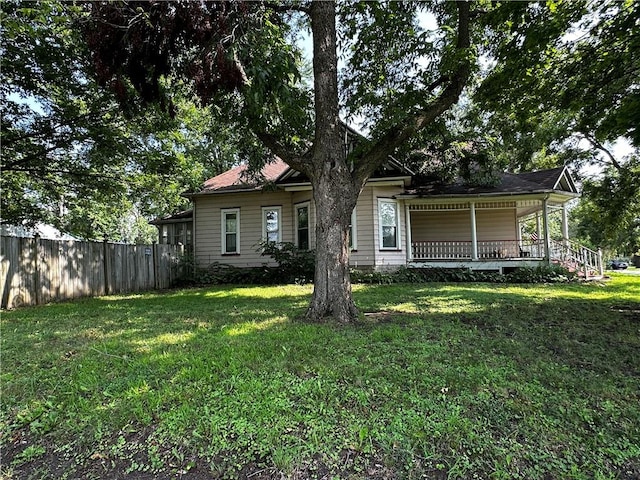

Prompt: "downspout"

[192,199,197,279]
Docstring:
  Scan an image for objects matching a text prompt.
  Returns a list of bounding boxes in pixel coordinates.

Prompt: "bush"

[259,241,315,284]
[350,265,575,285]
[176,248,574,287]
[174,242,315,286]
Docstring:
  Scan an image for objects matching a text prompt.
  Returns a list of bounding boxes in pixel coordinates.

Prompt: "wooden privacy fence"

[1,236,184,309]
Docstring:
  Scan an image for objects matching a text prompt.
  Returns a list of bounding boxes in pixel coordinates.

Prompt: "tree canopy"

[1,1,236,241]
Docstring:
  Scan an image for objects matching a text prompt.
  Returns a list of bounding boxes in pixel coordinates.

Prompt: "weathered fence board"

[0,236,183,309]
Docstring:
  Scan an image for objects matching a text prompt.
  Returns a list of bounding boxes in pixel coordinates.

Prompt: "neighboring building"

[150,209,193,250]
[158,156,601,277]
[0,223,79,240]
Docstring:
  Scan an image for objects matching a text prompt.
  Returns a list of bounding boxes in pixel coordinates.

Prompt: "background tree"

[468,0,639,253]
[1,0,236,242]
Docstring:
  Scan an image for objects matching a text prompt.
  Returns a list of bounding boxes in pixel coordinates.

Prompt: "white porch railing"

[411,239,545,260]
[412,241,472,260]
[410,239,603,278]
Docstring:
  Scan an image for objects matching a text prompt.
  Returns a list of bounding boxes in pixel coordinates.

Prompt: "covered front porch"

[403,196,602,276]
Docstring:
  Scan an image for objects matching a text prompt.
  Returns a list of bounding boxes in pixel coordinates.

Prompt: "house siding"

[194,185,413,270]
[476,209,517,240]
[349,185,375,268]
[409,208,517,242]
[194,191,294,267]
[411,210,472,242]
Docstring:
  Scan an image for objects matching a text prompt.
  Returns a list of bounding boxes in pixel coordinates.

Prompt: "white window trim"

[221,208,240,254]
[378,198,401,250]
[349,207,358,250]
[262,206,282,243]
[295,202,311,249]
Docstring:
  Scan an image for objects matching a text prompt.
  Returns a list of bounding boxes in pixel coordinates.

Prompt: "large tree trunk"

[304,0,360,323]
[306,162,360,323]
[302,0,471,323]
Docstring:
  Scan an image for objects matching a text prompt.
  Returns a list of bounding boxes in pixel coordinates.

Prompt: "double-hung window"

[378,199,400,249]
[262,206,282,244]
[221,208,240,254]
[295,203,310,250]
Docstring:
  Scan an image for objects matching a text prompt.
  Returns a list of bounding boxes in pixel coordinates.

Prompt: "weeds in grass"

[1,277,639,479]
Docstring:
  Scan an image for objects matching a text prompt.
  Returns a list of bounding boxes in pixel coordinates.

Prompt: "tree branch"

[352,1,472,187]
[579,132,623,171]
[264,1,311,15]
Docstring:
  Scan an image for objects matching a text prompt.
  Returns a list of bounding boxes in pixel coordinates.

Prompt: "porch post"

[561,203,569,242]
[542,197,551,262]
[470,201,478,260]
[597,248,604,276]
[405,204,412,263]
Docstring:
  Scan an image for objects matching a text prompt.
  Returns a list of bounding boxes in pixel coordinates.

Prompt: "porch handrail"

[549,239,603,277]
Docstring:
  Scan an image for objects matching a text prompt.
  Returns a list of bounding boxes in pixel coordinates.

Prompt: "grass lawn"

[1,275,639,479]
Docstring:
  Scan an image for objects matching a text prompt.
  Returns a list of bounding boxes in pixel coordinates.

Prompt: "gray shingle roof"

[406,166,577,197]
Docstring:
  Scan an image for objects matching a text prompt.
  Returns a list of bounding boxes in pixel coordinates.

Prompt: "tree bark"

[305,0,359,323]
[306,170,359,323]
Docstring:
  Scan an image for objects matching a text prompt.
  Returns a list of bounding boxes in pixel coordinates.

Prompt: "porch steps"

[550,240,603,280]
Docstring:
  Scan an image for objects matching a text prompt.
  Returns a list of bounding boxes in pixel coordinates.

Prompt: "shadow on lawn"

[2,281,639,479]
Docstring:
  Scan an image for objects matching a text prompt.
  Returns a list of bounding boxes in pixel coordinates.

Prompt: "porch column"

[561,203,569,242]
[597,248,604,276]
[405,205,412,263]
[470,202,478,260]
[542,197,551,262]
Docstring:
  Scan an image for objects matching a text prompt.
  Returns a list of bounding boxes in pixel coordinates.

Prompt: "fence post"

[152,242,158,290]
[597,248,603,276]
[582,248,589,278]
[34,234,41,305]
[103,239,110,295]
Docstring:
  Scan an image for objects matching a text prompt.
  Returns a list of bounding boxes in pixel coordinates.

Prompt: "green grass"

[1,276,639,479]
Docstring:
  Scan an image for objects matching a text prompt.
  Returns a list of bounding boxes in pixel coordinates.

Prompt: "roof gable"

[515,166,577,193]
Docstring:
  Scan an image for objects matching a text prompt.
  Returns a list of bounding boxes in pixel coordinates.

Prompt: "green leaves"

[1,2,242,240]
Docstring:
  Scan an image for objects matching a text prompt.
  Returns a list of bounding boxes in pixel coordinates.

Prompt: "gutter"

[396,189,580,201]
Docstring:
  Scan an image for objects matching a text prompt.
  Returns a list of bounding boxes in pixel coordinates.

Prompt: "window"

[175,223,185,245]
[185,224,192,246]
[348,207,357,250]
[161,225,168,244]
[221,208,240,254]
[379,199,399,249]
[296,203,310,250]
[262,207,282,243]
